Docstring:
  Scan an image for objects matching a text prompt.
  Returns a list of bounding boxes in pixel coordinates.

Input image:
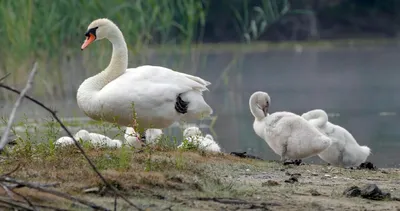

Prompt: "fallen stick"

[0,73,10,82]
[0,196,71,211]
[0,164,20,177]
[0,177,109,211]
[0,63,38,150]
[0,197,34,211]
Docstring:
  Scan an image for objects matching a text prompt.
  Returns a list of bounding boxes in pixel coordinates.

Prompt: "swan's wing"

[126,65,210,91]
[101,66,207,110]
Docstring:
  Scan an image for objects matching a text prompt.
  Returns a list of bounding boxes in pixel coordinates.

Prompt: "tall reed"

[0,0,289,100]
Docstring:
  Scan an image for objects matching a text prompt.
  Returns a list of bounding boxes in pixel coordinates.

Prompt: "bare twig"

[1,164,20,177]
[0,63,38,150]
[5,185,38,211]
[0,197,34,211]
[0,83,143,210]
[114,194,117,211]
[0,196,71,211]
[0,73,10,82]
[0,177,109,211]
[0,183,13,198]
[7,181,59,190]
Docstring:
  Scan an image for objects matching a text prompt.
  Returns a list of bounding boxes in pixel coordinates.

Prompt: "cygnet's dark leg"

[283,159,302,166]
[140,134,146,143]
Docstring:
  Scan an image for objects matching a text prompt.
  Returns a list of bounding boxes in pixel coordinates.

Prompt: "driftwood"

[0,196,72,211]
[0,177,109,211]
[0,66,142,210]
[0,73,10,82]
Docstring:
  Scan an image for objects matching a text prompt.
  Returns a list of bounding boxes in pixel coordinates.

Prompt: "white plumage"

[301,109,371,167]
[249,91,332,161]
[55,129,122,148]
[77,18,212,138]
[179,126,221,152]
[124,127,163,148]
[54,136,74,147]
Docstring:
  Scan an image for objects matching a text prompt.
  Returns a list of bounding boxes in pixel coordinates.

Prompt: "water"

[1,44,400,168]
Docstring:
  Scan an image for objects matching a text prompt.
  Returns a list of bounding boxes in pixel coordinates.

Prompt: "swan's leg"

[132,118,146,143]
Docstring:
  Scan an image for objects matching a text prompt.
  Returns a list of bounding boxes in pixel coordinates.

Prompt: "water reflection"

[1,45,400,167]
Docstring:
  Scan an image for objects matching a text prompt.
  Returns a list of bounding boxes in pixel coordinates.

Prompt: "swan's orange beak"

[81,34,95,50]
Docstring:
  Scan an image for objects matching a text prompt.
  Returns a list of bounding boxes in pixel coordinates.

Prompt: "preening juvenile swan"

[77,18,213,139]
[249,91,332,161]
[179,126,221,152]
[124,127,163,148]
[301,109,371,167]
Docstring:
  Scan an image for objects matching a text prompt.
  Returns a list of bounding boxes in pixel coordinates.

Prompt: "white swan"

[75,129,122,148]
[301,109,371,167]
[55,136,74,147]
[77,18,213,139]
[124,127,163,147]
[249,91,332,161]
[55,130,122,148]
[179,126,221,152]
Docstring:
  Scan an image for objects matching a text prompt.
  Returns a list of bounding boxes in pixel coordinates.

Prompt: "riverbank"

[0,144,399,210]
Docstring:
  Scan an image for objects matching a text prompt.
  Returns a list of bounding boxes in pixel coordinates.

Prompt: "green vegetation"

[0,0,291,99]
[0,123,399,210]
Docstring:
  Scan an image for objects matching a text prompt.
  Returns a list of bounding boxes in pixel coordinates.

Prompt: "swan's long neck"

[249,95,266,120]
[302,109,328,128]
[78,26,128,94]
[77,25,128,116]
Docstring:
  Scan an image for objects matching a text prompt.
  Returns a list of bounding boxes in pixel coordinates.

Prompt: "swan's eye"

[84,27,99,38]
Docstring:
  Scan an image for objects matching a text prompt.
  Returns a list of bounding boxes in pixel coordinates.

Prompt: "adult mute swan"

[124,127,163,148]
[179,126,221,152]
[249,91,332,162]
[78,18,213,139]
[301,109,371,168]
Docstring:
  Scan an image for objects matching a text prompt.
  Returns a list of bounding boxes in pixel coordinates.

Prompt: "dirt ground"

[0,146,399,211]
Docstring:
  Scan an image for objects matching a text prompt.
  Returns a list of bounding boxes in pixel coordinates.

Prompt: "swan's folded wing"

[126,65,211,91]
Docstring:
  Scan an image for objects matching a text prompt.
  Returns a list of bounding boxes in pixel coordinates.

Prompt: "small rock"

[284,176,298,184]
[343,186,361,197]
[246,169,250,172]
[309,189,321,196]
[360,184,391,200]
[83,187,100,194]
[262,180,280,187]
[283,159,302,166]
[358,162,377,170]
[380,170,389,174]
[311,173,318,176]
[285,172,301,178]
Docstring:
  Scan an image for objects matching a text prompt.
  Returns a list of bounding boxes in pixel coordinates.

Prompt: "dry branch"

[1,164,20,177]
[0,197,34,211]
[0,73,10,82]
[0,177,109,211]
[0,196,72,211]
[0,63,38,150]
[0,72,142,210]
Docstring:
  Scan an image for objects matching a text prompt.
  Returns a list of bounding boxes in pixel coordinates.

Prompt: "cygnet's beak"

[81,33,95,50]
[262,106,268,116]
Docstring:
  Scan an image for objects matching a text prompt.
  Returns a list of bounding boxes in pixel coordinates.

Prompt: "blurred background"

[1,0,399,167]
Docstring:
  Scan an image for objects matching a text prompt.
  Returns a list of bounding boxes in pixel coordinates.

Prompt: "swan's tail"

[359,146,371,156]
[180,90,213,121]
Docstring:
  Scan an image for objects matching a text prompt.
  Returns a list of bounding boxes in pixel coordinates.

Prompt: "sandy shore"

[0,146,399,210]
